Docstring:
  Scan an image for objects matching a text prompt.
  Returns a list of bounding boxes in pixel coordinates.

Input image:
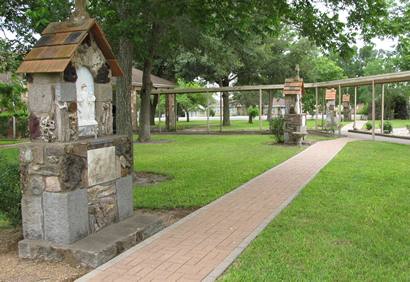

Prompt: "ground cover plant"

[221,141,410,281]
[362,119,410,129]
[133,135,303,209]
[0,148,20,227]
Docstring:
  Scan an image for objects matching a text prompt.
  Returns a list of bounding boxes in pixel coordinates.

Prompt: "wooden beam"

[372,80,376,140]
[381,84,385,134]
[354,86,357,129]
[150,70,410,95]
[259,89,263,132]
[315,87,318,130]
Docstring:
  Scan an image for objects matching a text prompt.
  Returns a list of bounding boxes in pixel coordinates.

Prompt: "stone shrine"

[16,3,134,259]
[342,94,351,121]
[325,88,339,131]
[283,76,307,145]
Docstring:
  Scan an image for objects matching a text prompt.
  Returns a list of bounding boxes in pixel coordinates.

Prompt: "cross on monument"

[71,0,89,23]
[295,64,300,79]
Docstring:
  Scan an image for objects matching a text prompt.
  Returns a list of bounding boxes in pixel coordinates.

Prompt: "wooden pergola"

[151,70,410,139]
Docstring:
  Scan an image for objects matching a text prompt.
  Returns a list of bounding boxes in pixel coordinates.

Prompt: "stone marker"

[16,2,134,258]
[283,68,308,145]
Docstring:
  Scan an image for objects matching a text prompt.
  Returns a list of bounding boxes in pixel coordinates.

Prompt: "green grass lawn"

[363,119,410,129]
[134,135,303,209]
[170,119,271,131]
[306,119,351,129]
[0,139,22,145]
[221,141,410,281]
[154,118,351,131]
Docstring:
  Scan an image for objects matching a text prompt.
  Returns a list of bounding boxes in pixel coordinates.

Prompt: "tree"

[1,0,392,142]
[175,79,207,122]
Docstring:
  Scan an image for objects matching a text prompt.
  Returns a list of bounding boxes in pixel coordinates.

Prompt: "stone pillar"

[283,78,307,145]
[165,94,176,132]
[16,19,133,257]
[325,88,339,132]
[342,94,351,121]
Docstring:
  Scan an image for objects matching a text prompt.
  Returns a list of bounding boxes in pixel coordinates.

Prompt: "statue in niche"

[76,66,97,132]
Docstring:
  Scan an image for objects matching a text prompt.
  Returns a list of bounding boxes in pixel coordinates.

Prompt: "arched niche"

[76,66,97,135]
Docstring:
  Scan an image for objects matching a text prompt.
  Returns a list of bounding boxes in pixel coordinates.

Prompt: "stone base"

[18,211,166,268]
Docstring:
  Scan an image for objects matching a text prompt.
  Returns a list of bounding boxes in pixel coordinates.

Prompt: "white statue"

[76,66,97,128]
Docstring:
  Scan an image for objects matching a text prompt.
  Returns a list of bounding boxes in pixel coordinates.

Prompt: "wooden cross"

[73,0,89,20]
[295,64,300,79]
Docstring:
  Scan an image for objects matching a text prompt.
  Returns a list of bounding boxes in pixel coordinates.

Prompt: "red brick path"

[78,138,352,282]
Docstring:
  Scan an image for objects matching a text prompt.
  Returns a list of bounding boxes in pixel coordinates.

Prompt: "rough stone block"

[88,183,118,232]
[32,73,61,84]
[31,144,44,164]
[20,146,33,163]
[21,195,44,240]
[95,101,113,136]
[79,124,98,137]
[55,81,77,102]
[45,176,62,192]
[43,190,89,244]
[29,175,45,196]
[87,146,117,186]
[94,83,112,101]
[55,103,71,142]
[28,83,54,113]
[116,176,133,221]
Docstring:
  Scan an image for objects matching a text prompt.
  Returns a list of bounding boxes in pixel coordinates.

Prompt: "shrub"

[247,106,259,124]
[209,109,216,117]
[383,121,393,134]
[270,117,285,143]
[365,121,372,130]
[0,156,21,226]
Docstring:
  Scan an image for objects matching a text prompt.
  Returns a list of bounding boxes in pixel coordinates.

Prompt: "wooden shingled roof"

[17,19,123,76]
[283,78,304,95]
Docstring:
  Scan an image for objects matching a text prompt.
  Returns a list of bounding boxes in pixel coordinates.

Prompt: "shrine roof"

[17,18,123,76]
[283,78,304,95]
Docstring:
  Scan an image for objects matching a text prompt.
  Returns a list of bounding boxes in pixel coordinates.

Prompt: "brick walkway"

[78,138,352,282]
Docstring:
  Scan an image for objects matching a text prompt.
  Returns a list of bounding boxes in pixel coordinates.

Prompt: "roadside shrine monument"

[325,88,339,131]
[16,0,134,263]
[283,67,307,145]
[342,94,352,121]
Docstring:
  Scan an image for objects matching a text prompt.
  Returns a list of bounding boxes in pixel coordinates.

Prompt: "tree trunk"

[267,90,273,121]
[186,111,190,122]
[138,22,161,142]
[139,59,153,142]
[221,78,230,126]
[150,95,159,126]
[115,34,133,139]
[248,115,253,124]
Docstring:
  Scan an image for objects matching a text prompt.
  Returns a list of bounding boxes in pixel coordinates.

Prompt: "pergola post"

[219,92,222,133]
[338,84,342,136]
[372,80,376,140]
[206,93,210,134]
[158,93,162,133]
[315,87,318,130]
[354,86,357,130]
[174,94,177,131]
[381,84,385,134]
[259,88,263,132]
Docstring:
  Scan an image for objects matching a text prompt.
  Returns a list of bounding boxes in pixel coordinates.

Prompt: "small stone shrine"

[16,1,133,258]
[325,88,339,131]
[283,70,307,145]
[342,94,351,121]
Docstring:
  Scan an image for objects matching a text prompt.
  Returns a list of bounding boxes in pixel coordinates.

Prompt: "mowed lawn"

[221,141,410,281]
[154,118,347,132]
[133,135,303,209]
[363,119,410,129]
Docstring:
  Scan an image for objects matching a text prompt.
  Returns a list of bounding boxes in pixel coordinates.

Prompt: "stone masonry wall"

[20,136,133,245]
